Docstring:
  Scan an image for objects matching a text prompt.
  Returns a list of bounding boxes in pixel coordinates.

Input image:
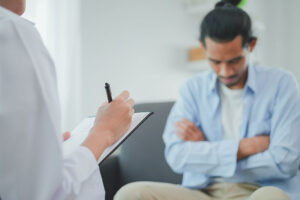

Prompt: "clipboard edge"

[98,111,154,165]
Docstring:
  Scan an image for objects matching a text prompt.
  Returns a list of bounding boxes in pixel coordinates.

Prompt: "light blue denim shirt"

[163,64,300,200]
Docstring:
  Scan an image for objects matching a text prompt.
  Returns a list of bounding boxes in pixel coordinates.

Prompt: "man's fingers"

[175,121,188,130]
[175,131,183,139]
[192,131,205,141]
[181,118,194,126]
[175,130,188,141]
[256,135,270,144]
[177,119,195,129]
[175,123,185,133]
[176,124,193,138]
[116,90,130,101]
[176,121,194,135]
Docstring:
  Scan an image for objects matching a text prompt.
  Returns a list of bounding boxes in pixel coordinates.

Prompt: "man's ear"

[248,37,257,52]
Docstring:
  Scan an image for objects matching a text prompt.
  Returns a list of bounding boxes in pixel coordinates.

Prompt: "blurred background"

[23,0,300,131]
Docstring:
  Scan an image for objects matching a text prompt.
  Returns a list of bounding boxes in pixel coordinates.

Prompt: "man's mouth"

[220,75,238,84]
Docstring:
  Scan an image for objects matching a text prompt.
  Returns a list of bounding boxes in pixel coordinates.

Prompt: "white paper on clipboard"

[63,112,153,164]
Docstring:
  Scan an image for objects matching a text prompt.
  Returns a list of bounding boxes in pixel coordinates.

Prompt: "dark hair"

[200,0,254,48]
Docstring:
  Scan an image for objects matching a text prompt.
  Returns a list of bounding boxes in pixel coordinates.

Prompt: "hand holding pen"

[82,83,135,160]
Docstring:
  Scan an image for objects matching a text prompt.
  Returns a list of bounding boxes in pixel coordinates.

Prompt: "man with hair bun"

[115,0,300,200]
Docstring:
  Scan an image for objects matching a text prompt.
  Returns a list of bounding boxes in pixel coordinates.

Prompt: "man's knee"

[249,186,290,200]
[114,182,153,200]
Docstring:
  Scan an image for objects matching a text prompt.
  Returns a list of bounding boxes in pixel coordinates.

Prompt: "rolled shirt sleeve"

[237,74,300,181]
[164,138,239,177]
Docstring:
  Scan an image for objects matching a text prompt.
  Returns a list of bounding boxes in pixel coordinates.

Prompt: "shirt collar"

[22,17,35,26]
[0,6,35,25]
[245,64,256,93]
[208,64,257,94]
[209,71,218,93]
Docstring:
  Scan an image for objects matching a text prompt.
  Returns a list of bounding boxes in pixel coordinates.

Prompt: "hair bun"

[215,0,242,8]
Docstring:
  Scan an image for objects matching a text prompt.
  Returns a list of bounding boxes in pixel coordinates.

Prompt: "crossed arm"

[164,75,300,180]
[175,119,270,160]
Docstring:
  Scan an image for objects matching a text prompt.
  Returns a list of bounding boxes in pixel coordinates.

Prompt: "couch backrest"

[119,101,182,186]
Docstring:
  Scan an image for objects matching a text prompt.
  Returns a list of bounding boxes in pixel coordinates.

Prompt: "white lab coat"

[0,6,105,200]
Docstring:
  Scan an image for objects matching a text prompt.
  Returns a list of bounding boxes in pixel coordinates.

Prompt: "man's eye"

[211,60,221,65]
[228,59,241,64]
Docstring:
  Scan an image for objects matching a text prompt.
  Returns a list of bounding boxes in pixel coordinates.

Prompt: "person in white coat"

[0,0,135,199]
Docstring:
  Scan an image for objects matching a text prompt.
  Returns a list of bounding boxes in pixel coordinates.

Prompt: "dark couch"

[99,102,182,200]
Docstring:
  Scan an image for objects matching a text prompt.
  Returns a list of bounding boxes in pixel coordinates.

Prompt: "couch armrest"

[99,155,121,200]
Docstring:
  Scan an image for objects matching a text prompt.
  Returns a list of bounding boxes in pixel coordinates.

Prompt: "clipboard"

[63,112,153,165]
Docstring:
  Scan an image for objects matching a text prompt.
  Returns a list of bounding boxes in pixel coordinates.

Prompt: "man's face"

[0,0,26,15]
[204,35,253,89]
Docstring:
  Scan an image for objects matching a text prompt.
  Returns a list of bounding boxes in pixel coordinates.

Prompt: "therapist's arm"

[57,91,134,199]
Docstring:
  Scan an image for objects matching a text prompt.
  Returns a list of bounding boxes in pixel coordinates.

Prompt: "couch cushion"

[119,101,182,186]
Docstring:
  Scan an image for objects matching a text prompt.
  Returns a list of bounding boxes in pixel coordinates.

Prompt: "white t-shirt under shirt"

[214,83,244,183]
[220,83,245,140]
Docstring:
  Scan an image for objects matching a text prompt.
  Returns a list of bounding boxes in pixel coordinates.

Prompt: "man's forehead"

[204,36,244,61]
[204,35,243,48]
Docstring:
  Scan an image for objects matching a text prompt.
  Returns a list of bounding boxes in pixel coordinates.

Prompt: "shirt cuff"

[64,146,99,183]
[217,139,239,177]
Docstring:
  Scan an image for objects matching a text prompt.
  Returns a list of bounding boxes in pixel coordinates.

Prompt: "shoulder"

[181,70,213,90]
[177,70,214,103]
[252,64,299,97]
[253,64,297,85]
[0,7,40,75]
[0,6,35,33]
[0,6,13,19]
[0,7,39,57]
[0,6,19,23]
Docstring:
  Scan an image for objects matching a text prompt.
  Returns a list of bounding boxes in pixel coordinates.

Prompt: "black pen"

[105,82,113,103]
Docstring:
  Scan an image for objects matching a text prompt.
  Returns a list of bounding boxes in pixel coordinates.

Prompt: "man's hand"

[82,91,135,160]
[237,135,270,160]
[175,119,206,141]
[63,131,71,142]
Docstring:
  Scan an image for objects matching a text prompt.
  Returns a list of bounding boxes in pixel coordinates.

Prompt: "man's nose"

[219,63,235,77]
